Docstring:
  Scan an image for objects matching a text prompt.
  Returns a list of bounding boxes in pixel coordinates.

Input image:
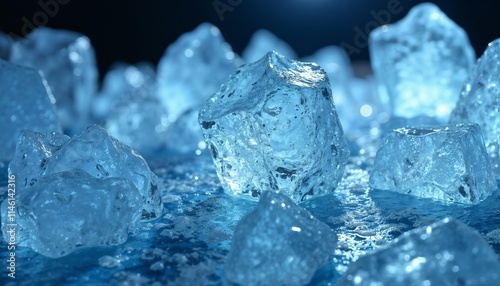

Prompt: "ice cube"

[10,27,98,132]
[0,31,12,60]
[164,107,207,156]
[370,124,497,204]
[199,52,349,202]
[450,39,500,178]
[225,191,337,286]
[1,169,142,258]
[337,218,500,285]
[242,29,297,63]
[9,125,163,220]
[157,23,241,122]
[0,60,61,161]
[369,3,475,122]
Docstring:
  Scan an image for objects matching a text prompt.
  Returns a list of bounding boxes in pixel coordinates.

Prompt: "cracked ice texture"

[10,27,98,132]
[242,29,297,63]
[369,3,475,122]
[0,60,61,161]
[370,124,497,204]
[224,191,337,286]
[337,218,500,286]
[9,125,163,220]
[157,23,241,121]
[1,170,142,258]
[450,39,500,178]
[199,52,349,202]
[0,31,11,60]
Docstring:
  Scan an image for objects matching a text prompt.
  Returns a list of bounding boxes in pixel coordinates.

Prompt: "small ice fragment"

[225,191,337,286]
[370,124,497,204]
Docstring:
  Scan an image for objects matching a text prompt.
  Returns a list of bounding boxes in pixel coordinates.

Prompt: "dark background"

[1,0,499,77]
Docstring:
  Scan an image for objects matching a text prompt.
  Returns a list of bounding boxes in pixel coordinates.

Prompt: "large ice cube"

[337,218,500,285]
[9,125,163,220]
[242,29,297,63]
[370,124,497,204]
[369,3,475,122]
[450,39,500,178]
[0,31,12,60]
[157,23,241,122]
[1,169,142,258]
[225,191,337,286]
[199,52,349,202]
[0,60,61,161]
[10,27,98,132]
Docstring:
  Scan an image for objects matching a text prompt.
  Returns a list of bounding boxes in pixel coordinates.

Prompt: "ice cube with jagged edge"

[370,124,497,204]
[0,60,62,161]
[0,31,12,60]
[9,125,163,220]
[450,39,500,179]
[199,51,349,202]
[225,191,337,286]
[164,107,207,156]
[1,169,142,258]
[157,23,241,122]
[242,29,297,63]
[369,3,476,122]
[10,27,98,133]
[337,218,500,285]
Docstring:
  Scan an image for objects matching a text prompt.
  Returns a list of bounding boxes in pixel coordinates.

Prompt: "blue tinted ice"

[225,191,337,286]
[199,52,349,202]
[8,125,163,220]
[1,170,142,258]
[10,27,98,132]
[370,124,497,204]
[157,23,241,122]
[164,107,207,156]
[450,39,500,178]
[337,218,500,285]
[0,60,61,161]
[242,29,297,63]
[369,3,475,122]
[0,31,11,60]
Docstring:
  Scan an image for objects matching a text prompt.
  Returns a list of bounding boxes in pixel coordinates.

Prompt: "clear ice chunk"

[370,124,497,204]
[1,169,142,258]
[337,218,500,285]
[164,107,207,156]
[0,31,12,60]
[369,3,475,122]
[9,125,163,220]
[10,27,98,132]
[157,23,241,122]
[0,60,62,161]
[242,29,297,63]
[450,39,500,178]
[224,191,337,286]
[199,52,349,202]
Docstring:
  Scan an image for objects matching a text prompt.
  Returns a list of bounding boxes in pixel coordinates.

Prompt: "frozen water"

[164,107,207,156]
[0,60,61,161]
[242,29,297,63]
[9,125,163,220]
[157,23,241,122]
[0,31,11,60]
[199,51,349,202]
[450,39,500,178]
[224,191,337,286]
[370,124,497,204]
[10,27,98,132]
[381,115,440,136]
[370,3,475,122]
[337,218,500,285]
[1,169,142,258]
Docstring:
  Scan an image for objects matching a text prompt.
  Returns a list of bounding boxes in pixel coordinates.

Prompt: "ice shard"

[369,3,475,122]
[199,51,349,202]
[9,125,163,220]
[337,218,500,285]
[225,191,337,286]
[242,29,297,63]
[0,60,61,161]
[450,39,500,178]
[157,23,241,122]
[370,124,497,204]
[10,27,98,132]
